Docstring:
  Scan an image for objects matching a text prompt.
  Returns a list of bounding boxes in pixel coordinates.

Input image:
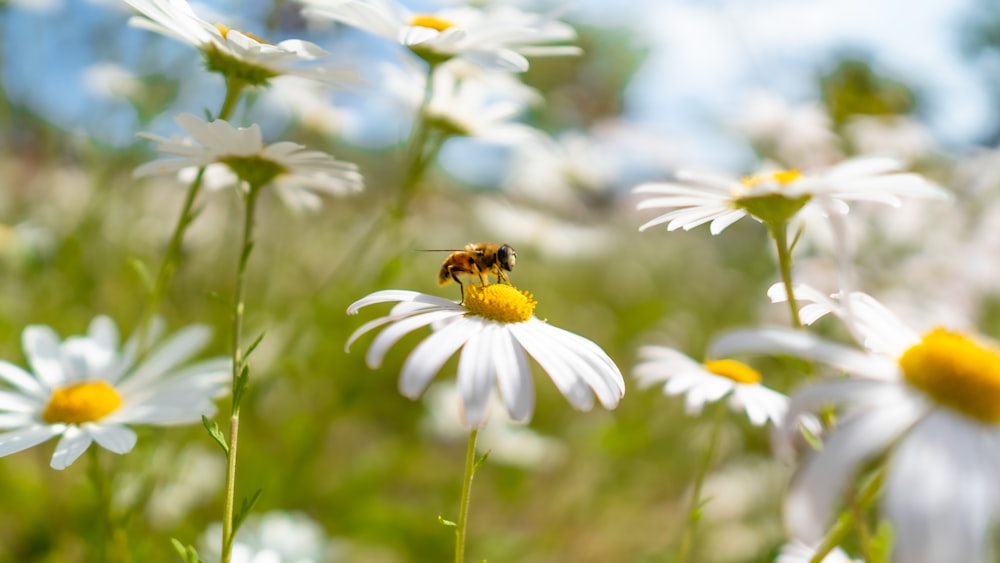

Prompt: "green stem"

[395,64,438,220]
[675,403,726,563]
[771,222,803,329]
[808,468,884,563]
[137,80,246,353]
[455,428,479,563]
[87,448,132,563]
[220,183,262,563]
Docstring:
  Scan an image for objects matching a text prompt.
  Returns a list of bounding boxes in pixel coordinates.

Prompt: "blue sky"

[2,0,992,170]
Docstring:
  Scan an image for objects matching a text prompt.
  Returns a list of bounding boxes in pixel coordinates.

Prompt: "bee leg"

[497,270,510,285]
[458,281,466,304]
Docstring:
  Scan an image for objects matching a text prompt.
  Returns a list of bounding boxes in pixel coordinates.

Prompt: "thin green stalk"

[771,222,803,329]
[395,64,438,219]
[220,183,263,563]
[137,80,246,353]
[674,403,726,563]
[808,469,884,563]
[455,428,479,563]
[87,448,132,563]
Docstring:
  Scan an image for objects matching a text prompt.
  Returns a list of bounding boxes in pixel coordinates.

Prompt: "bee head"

[498,244,516,271]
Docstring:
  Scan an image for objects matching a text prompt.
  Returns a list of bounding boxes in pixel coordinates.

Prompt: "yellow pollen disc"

[703,359,762,384]
[214,22,268,44]
[899,328,1000,423]
[410,14,456,32]
[740,169,802,189]
[463,284,536,324]
[42,381,122,424]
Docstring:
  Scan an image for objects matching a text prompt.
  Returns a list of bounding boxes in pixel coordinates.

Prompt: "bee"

[431,243,517,302]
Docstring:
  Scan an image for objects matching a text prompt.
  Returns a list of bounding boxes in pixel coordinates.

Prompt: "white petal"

[123,324,212,387]
[50,426,93,470]
[456,327,495,427]
[0,389,40,413]
[508,321,593,411]
[0,424,61,457]
[85,424,138,455]
[0,361,46,398]
[709,328,900,380]
[494,328,534,422]
[366,309,460,369]
[347,290,458,315]
[398,318,476,399]
[785,395,924,542]
[23,325,66,389]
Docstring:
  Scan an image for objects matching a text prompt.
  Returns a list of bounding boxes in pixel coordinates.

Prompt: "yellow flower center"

[463,284,536,324]
[42,381,122,424]
[215,23,268,44]
[410,15,456,32]
[740,169,802,189]
[703,359,762,384]
[899,328,1000,423]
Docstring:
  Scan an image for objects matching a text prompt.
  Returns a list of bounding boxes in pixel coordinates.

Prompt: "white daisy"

[0,316,228,470]
[122,0,358,86]
[711,287,1000,563]
[201,510,341,563]
[346,284,624,427]
[424,65,548,145]
[134,113,363,212]
[635,346,788,426]
[634,157,948,235]
[299,0,580,71]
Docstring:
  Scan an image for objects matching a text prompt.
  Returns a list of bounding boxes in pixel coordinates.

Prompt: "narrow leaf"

[128,258,155,294]
[232,488,263,536]
[202,415,228,455]
[244,331,266,360]
[438,515,457,528]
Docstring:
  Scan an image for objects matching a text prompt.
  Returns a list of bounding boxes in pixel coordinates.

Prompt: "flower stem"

[395,63,438,220]
[808,468,884,563]
[220,183,262,563]
[675,403,726,563]
[455,428,480,563]
[770,222,803,329]
[87,448,132,563]
[137,80,246,353]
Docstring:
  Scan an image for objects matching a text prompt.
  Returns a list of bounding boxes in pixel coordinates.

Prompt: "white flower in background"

[135,113,363,212]
[777,540,861,563]
[635,346,787,426]
[201,511,341,563]
[299,0,579,71]
[634,157,948,235]
[712,287,1000,563]
[82,62,146,101]
[424,65,548,145]
[472,199,614,260]
[845,115,935,163]
[122,0,358,86]
[347,285,624,427]
[0,316,228,470]
[421,381,566,469]
[733,91,842,170]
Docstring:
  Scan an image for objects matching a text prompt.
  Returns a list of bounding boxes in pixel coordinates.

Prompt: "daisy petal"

[399,319,476,399]
[86,424,138,455]
[50,426,94,470]
[0,425,62,457]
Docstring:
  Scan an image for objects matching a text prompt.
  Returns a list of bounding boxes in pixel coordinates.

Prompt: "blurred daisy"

[424,65,547,145]
[201,510,341,563]
[0,316,228,470]
[635,346,787,426]
[712,287,1000,563]
[135,113,363,212]
[776,540,861,563]
[299,0,579,71]
[421,381,566,469]
[122,0,357,86]
[346,284,624,427]
[634,157,947,235]
[733,91,841,169]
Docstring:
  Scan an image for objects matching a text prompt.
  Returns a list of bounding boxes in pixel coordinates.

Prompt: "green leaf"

[244,331,266,360]
[232,488,263,536]
[472,450,490,473]
[170,538,202,563]
[438,515,457,528]
[871,520,894,563]
[202,415,228,455]
[232,364,250,408]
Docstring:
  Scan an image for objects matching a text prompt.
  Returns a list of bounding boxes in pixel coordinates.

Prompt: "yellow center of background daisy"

[42,381,123,424]
[464,284,536,323]
[899,328,1000,423]
[215,22,268,43]
[703,359,762,384]
[740,169,802,189]
[410,15,456,32]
